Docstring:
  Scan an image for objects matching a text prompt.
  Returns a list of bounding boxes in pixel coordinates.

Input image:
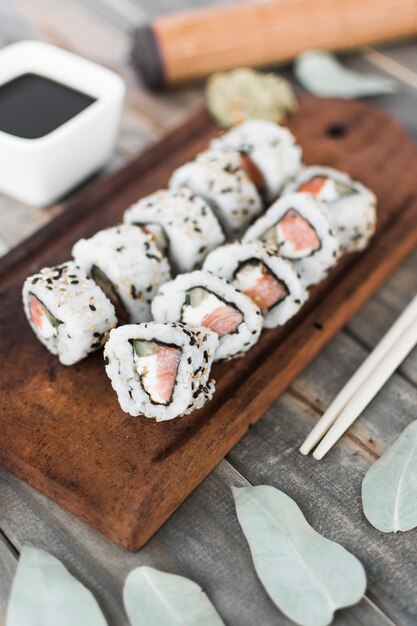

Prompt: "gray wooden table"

[1,2,417,625]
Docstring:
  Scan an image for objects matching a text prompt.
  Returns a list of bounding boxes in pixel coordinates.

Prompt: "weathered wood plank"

[346,250,417,386]
[341,52,417,141]
[79,0,148,32]
[0,197,62,250]
[0,460,396,626]
[16,0,128,66]
[228,333,417,625]
[0,0,204,255]
[364,42,417,89]
[0,235,9,257]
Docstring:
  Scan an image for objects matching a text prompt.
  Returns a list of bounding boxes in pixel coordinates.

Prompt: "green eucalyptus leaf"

[294,50,396,98]
[233,485,366,626]
[123,566,225,626]
[6,546,107,626]
[362,420,417,533]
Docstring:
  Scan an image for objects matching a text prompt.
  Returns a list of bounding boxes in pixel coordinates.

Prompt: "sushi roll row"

[124,119,304,257]
[22,117,377,422]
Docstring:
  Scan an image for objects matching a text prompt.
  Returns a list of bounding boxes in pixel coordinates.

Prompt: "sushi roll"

[104,322,219,420]
[72,224,171,324]
[244,193,340,287]
[123,187,225,274]
[169,149,263,238]
[210,119,302,202]
[152,270,262,361]
[203,241,308,329]
[283,166,377,253]
[22,261,117,365]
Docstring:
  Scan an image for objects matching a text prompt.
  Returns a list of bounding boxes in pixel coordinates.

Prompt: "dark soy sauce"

[0,73,96,139]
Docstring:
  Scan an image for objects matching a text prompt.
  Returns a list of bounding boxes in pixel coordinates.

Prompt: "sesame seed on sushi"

[203,241,308,329]
[211,119,302,202]
[104,322,219,421]
[152,270,262,361]
[123,187,225,274]
[72,224,171,324]
[283,165,377,253]
[22,261,117,365]
[169,149,263,238]
[244,193,341,287]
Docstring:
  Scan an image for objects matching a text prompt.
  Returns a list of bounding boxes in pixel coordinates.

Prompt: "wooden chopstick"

[300,294,417,458]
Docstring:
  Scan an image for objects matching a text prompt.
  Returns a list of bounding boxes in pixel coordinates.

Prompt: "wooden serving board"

[1,98,417,551]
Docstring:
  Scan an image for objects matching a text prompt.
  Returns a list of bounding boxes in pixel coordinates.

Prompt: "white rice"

[211,119,302,202]
[283,165,377,253]
[244,193,341,287]
[22,261,117,365]
[123,187,225,274]
[203,241,308,329]
[72,224,171,323]
[169,149,263,237]
[152,270,263,361]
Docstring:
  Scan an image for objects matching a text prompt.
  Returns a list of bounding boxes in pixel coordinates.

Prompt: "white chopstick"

[313,316,417,459]
[300,294,417,458]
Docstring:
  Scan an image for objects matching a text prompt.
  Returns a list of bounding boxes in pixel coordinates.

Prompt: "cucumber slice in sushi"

[185,287,209,308]
[334,181,357,198]
[91,264,129,323]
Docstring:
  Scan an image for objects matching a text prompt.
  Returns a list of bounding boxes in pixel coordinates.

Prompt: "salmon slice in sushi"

[210,119,302,202]
[183,288,244,337]
[152,270,262,361]
[284,166,377,253]
[22,261,117,365]
[233,260,289,315]
[203,241,308,329]
[28,293,60,339]
[104,322,219,420]
[132,340,181,405]
[244,193,340,287]
[274,209,321,258]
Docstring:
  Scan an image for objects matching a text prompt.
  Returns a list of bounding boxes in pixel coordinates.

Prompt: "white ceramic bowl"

[0,40,125,206]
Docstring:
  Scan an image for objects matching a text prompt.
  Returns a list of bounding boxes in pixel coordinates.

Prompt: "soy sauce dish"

[0,41,125,206]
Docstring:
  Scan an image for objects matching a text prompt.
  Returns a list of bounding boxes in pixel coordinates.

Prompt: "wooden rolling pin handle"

[131,0,417,88]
